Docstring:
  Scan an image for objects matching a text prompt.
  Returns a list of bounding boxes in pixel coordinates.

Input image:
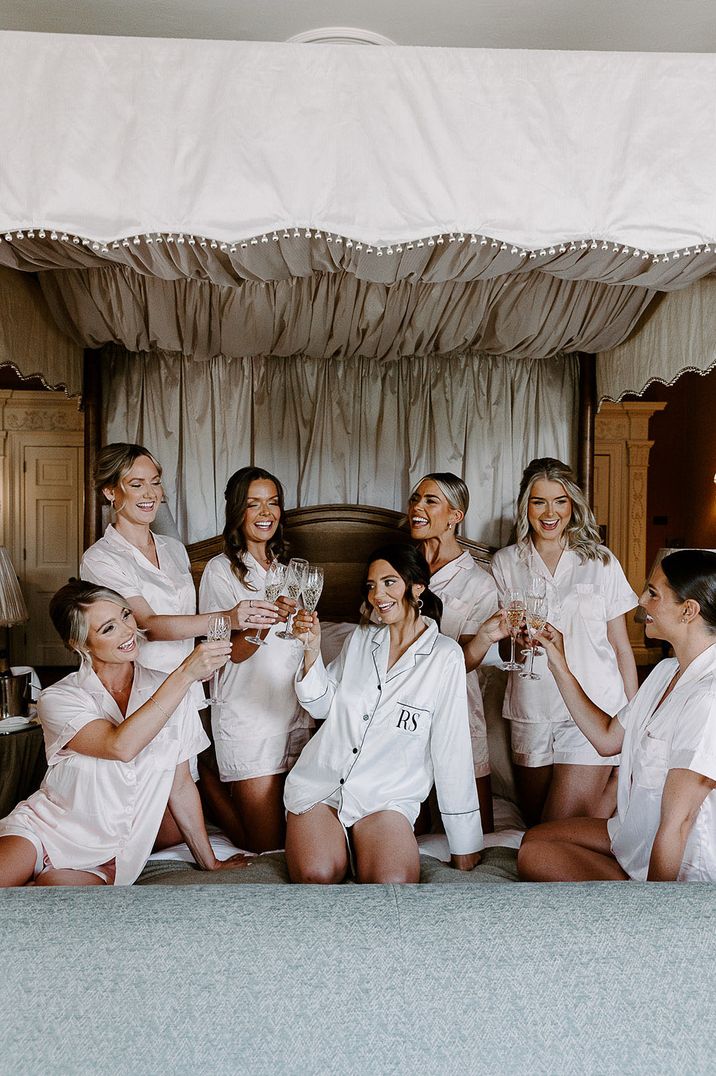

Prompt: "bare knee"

[517,839,554,880]
[287,858,347,885]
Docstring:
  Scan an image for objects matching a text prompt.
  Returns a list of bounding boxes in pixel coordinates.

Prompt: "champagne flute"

[523,573,548,658]
[520,595,548,681]
[299,565,324,651]
[500,588,526,671]
[246,560,286,646]
[277,558,308,640]
[206,613,231,704]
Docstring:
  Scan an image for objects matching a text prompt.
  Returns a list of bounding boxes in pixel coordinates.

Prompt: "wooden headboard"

[187,504,494,624]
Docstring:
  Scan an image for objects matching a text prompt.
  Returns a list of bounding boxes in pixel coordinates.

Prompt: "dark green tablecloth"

[0,724,47,817]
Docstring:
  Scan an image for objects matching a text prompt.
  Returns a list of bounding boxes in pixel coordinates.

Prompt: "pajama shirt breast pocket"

[392,702,432,743]
[633,732,669,790]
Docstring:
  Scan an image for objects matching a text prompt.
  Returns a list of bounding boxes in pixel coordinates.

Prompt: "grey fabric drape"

[102,346,579,547]
[40,264,654,362]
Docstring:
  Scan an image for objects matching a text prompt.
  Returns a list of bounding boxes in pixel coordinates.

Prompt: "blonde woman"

[407,472,499,830]
[80,444,278,668]
[492,458,638,826]
[0,582,248,886]
[80,443,278,844]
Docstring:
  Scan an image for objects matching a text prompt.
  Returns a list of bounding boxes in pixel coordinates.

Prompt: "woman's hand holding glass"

[181,638,232,685]
[246,560,285,647]
[293,608,321,661]
[231,599,279,632]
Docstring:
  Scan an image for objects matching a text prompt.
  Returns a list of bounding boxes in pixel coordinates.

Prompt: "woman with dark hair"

[284,543,483,884]
[518,549,716,882]
[492,457,638,825]
[0,582,248,886]
[198,466,312,852]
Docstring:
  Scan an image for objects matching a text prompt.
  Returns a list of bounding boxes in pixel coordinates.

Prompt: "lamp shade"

[0,548,28,627]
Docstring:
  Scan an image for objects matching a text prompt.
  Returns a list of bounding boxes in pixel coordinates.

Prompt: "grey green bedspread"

[2,880,714,1075]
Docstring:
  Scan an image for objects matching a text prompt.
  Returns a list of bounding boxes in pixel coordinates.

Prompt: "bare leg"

[196,758,249,849]
[34,869,108,886]
[352,810,420,884]
[0,835,38,887]
[513,764,553,827]
[518,816,628,881]
[476,774,494,834]
[152,807,184,851]
[230,775,287,853]
[543,764,616,822]
[285,804,349,884]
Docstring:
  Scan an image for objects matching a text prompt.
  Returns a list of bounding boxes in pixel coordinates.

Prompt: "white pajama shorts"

[215,725,312,783]
[509,717,619,768]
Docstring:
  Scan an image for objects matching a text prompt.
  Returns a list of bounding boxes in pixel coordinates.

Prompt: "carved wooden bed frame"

[187,504,494,623]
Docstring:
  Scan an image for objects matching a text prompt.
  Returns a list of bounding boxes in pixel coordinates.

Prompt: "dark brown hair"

[223,467,288,589]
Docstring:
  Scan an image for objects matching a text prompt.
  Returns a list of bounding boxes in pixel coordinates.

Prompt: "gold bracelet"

[149,695,171,721]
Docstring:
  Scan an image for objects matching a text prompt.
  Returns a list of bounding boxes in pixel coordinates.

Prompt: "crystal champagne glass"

[299,565,324,651]
[246,560,286,647]
[277,558,308,640]
[206,613,231,704]
[523,573,548,658]
[520,596,548,681]
[500,588,526,671]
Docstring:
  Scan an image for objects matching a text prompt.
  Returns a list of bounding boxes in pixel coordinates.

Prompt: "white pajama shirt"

[81,525,198,676]
[429,551,498,778]
[608,643,716,882]
[0,663,209,885]
[199,553,313,781]
[284,618,483,856]
[491,542,637,765]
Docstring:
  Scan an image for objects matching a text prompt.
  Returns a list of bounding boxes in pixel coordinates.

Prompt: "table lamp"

[0,547,29,672]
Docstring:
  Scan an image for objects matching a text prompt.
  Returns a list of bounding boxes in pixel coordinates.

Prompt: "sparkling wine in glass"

[523,573,548,658]
[206,613,231,704]
[277,558,308,640]
[246,560,286,647]
[500,588,526,671]
[520,596,548,681]
[299,566,324,651]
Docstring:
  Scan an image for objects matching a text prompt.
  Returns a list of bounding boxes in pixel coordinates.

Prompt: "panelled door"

[21,444,83,666]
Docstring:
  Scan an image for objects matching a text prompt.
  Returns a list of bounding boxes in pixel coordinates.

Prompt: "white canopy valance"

[0,32,715,255]
[0,32,714,404]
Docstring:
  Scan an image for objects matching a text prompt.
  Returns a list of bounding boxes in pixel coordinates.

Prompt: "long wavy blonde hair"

[514,458,608,565]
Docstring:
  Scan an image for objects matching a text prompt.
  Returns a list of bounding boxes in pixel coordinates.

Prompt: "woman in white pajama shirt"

[491,458,638,825]
[519,549,716,882]
[199,467,312,853]
[0,581,248,886]
[284,544,484,884]
[407,473,499,830]
[80,444,278,844]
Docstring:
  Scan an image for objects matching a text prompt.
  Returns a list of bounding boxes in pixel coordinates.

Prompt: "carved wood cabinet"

[594,401,666,664]
[0,391,84,665]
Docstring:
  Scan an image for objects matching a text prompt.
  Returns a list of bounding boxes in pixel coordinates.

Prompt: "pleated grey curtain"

[102,346,579,548]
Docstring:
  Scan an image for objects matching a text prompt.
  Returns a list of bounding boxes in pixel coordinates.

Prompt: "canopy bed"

[0,30,715,1076]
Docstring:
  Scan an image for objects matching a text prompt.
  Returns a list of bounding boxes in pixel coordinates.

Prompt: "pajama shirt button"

[352,748,358,754]
[339,779,345,784]
[363,714,369,721]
